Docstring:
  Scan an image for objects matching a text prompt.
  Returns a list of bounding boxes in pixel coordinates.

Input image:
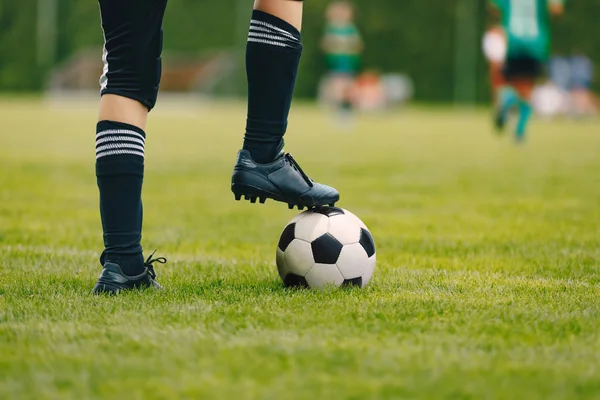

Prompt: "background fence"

[0,0,598,102]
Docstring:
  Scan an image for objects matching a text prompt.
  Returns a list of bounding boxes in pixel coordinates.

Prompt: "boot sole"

[231,183,337,210]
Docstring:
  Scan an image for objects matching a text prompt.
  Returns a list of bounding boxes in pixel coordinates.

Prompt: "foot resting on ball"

[92,251,166,295]
[231,150,340,210]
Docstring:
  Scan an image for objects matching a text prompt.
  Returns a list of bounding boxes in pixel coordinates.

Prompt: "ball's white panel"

[284,239,315,276]
[361,254,377,286]
[305,264,345,289]
[276,247,287,281]
[342,209,368,230]
[289,210,311,225]
[336,243,369,279]
[328,214,361,245]
[294,212,329,242]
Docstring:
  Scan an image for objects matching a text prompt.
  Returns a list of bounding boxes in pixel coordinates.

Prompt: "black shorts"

[99,0,168,111]
[502,57,543,80]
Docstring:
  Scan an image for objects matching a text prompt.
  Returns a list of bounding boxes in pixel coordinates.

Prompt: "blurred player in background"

[569,52,599,117]
[531,54,570,117]
[491,0,564,142]
[93,0,339,294]
[482,9,507,106]
[320,1,363,122]
[537,52,598,118]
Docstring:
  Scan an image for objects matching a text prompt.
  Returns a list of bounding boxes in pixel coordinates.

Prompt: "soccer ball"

[276,207,376,289]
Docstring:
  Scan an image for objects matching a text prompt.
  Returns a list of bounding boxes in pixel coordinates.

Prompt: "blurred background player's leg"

[482,23,512,133]
[232,0,339,209]
[496,57,539,140]
[496,56,540,141]
[482,23,506,108]
[495,85,518,131]
[93,0,167,293]
[510,74,536,140]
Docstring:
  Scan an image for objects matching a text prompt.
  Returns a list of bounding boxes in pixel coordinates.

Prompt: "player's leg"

[241,0,303,164]
[496,57,538,138]
[490,62,505,106]
[93,0,167,294]
[231,0,340,210]
[494,84,519,133]
[504,56,541,141]
[494,57,517,132]
[510,77,535,140]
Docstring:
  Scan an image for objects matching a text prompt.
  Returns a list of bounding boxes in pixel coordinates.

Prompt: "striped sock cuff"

[248,10,301,50]
[96,121,145,160]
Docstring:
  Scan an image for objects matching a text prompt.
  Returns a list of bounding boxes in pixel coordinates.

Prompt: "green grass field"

[1,97,599,399]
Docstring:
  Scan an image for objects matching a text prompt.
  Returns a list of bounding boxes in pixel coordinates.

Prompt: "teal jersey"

[492,0,560,60]
[323,23,362,74]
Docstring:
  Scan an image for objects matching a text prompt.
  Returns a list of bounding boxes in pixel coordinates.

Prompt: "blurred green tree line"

[0,0,598,102]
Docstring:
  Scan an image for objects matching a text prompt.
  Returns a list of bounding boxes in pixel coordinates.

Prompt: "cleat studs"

[298,205,305,211]
[329,203,335,207]
[234,193,242,201]
[250,196,257,203]
[259,197,266,204]
[288,204,294,210]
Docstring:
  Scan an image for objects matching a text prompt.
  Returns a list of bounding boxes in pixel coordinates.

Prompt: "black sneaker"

[92,251,166,295]
[231,150,340,210]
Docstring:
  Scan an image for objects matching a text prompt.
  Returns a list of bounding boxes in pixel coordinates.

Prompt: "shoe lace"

[285,153,314,187]
[144,249,167,280]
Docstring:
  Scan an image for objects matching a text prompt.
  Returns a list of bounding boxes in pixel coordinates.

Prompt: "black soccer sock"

[96,120,146,276]
[243,10,303,164]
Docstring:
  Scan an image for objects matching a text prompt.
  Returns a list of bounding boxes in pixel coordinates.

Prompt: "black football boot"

[92,251,166,295]
[231,150,340,210]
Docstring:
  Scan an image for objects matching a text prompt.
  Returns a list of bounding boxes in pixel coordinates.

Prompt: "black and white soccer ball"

[276,207,376,289]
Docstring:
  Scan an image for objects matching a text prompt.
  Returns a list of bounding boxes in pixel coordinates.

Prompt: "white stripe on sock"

[96,136,145,147]
[96,129,145,142]
[247,38,289,48]
[250,20,299,42]
[249,25,279,35]
[96,143,145,154]
[249,25,298,44]
[96,149,145,160]
[248,32,292,46]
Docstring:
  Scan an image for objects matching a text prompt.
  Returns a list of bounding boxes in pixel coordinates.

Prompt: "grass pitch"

[1,98,599,399]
